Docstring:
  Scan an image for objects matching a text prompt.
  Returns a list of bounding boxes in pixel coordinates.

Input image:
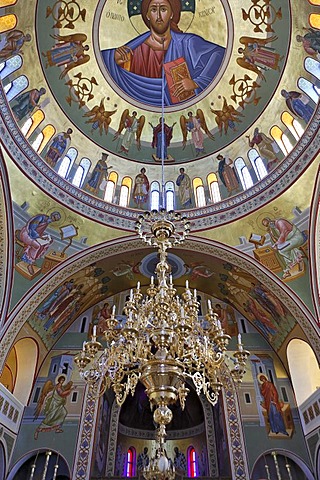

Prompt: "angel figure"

[42,33,90,79]
[184,262,214,280]
[180,110,214,156]
[34,375,73,439]
[83,98,117,135]
[237,35,282,80]
[111,260,142,279]
[113,109,145,154]
[210,97,244,136]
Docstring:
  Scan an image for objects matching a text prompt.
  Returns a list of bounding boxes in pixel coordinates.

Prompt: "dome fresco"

[0,0,319,230]
[36,0,290,159]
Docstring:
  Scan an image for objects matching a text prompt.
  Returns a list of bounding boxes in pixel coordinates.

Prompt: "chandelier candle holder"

[75,209,250,479]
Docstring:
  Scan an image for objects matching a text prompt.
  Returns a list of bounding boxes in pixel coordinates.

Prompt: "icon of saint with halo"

[101,0,225,106]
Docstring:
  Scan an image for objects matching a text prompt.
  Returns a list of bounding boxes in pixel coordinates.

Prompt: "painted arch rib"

[0,148,14,330]
[0,235,318,373]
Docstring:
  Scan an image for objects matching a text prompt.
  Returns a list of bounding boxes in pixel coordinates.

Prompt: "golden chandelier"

[75,210,249,479]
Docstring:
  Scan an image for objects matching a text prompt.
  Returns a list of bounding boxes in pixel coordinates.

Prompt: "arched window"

[0,1,17,7]
[31,125,55,153]
[281,111,304,140]
[287,339,320,406]
[165,181,175,211]
[193,177,206,207]
[234,158,253,190]
[58,148,78,178]
[297,77,319,104]
[126,447,136,477]
[0,338,38,404]
[187,446,198,478]
[207,173,221,203]
[150,181,160,211]
[21,109,45,138]
[6,74,28,101]
[58,157,72,178]
[104,171,118,202]
[304,57,320,81]
[309,13,320,29]
[270,126,293,155]
[0,14,17,33]
[72,156,90,188]
[119,176,133,207]
[20,118,32,137]
[73,166,85,188]
[247,149,268,181]
[0,54,22,79]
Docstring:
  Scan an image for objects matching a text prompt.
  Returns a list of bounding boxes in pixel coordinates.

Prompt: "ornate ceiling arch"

[1,235,318,372]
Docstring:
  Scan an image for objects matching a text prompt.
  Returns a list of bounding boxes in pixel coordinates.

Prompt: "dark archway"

[251,451,315,480]
[7,450,70,480]
[119,381,204,431]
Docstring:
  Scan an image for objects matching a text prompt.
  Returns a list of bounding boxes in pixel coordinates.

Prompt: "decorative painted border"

[0,84,319,232]
[200,393,218,477]
[118,422,205,439]
[222,369,250,480]
[73,387,100,480]
[106,401,120,477]
[0,168,7,324]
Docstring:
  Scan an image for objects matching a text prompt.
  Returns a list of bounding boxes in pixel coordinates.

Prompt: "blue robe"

[290,98,314,123]
[101,31,225,106]
[269,402,288,435]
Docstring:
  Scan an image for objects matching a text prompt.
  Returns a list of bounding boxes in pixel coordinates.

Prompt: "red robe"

[129,43,165,78]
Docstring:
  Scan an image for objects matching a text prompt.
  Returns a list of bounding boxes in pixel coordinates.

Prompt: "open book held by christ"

[164,57,196,104]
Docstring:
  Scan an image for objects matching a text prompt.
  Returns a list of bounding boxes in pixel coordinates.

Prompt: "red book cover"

[164,57,196,104]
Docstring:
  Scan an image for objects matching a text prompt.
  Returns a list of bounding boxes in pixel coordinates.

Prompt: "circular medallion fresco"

[96,0,232,112]
[139,251,186,278]
[36,0,291,164]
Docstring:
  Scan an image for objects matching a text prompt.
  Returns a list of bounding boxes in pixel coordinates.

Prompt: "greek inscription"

[198,6,215,17]
[106,10,125,21]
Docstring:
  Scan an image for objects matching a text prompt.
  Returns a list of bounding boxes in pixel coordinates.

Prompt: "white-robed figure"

[101,0,225,106]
